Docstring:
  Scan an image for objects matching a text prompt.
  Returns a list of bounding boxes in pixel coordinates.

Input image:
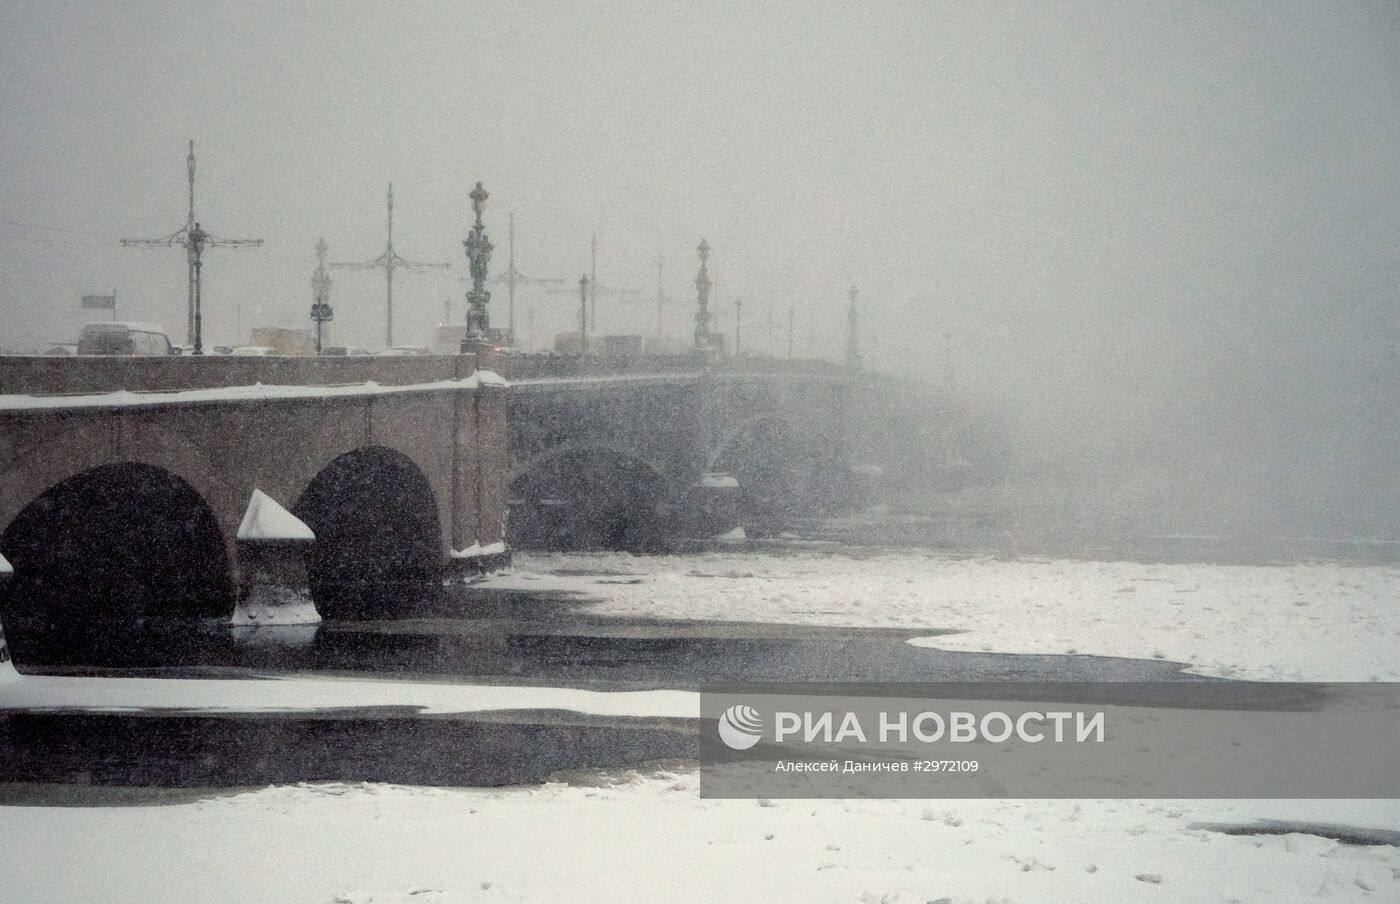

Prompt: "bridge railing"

[0,354,483,397]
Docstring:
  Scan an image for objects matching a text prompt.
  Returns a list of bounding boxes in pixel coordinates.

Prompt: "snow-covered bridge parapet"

[0,354,510,633]
[0,352,503,397]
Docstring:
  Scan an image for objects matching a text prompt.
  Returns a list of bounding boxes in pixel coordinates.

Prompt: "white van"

[76,322,174,356]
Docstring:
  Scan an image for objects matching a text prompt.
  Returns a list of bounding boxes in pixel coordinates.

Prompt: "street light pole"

[846,286,860,370]
[190,227,205,355]
[735,297,743,356]
[310,238,334,354]
[578,274,590,355]
[120,141,262,352]
[507,213,516,338]
[331,184,450,349]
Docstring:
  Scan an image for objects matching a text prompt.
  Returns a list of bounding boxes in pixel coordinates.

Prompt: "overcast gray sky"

[2,1,1398,537]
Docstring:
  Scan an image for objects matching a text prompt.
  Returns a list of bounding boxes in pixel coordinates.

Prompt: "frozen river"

[2,542,1398,903]
[492,543,1400,683]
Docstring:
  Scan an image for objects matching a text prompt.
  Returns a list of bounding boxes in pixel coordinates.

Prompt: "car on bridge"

[320,345,373,357]
[230,346,282,357]
[76,322,174,356]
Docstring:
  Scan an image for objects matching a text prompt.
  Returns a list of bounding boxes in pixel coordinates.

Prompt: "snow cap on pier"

[0,550,12,575]
[237,490,315,542]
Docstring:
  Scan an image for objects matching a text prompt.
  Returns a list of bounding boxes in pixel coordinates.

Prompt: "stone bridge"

[0,350,958,661]
[0,354,507,659]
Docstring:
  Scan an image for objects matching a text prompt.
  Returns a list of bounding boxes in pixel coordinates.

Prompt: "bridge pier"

[230,491,320,627]
[684,472,741,538]
[0,553,14,678]
[449,358,511,575]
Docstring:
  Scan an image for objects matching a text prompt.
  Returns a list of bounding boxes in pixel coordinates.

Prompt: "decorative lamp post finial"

[470,181,489,226]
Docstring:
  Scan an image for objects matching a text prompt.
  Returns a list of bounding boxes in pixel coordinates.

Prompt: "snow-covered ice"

[487,550,1400,682]
[3,547,1397,902]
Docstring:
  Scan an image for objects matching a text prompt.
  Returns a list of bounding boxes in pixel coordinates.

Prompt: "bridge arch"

[293,444,443,618]
[509,444,673,551]
[510,438,671,485]
[0,460,235,665]
[708,412,834,526]
[279,415,457,567]
[705,410,805,473]
[0,420,241,566]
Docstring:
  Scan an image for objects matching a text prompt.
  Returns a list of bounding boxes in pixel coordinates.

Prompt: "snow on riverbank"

[1,774,1395,904]
[490,550,1400,681]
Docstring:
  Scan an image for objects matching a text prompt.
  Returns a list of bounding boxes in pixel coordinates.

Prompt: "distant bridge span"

[496,355,957,548]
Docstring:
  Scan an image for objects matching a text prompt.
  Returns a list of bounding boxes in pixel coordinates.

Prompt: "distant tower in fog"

[734,296,744,355]
[845,286,861,370]
[694,239,713,352]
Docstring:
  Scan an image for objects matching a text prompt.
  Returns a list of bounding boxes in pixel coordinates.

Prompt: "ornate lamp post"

[309,239,334,354]
[694,238,713,353]
[460,181,494,353]
[188,223,208,354]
